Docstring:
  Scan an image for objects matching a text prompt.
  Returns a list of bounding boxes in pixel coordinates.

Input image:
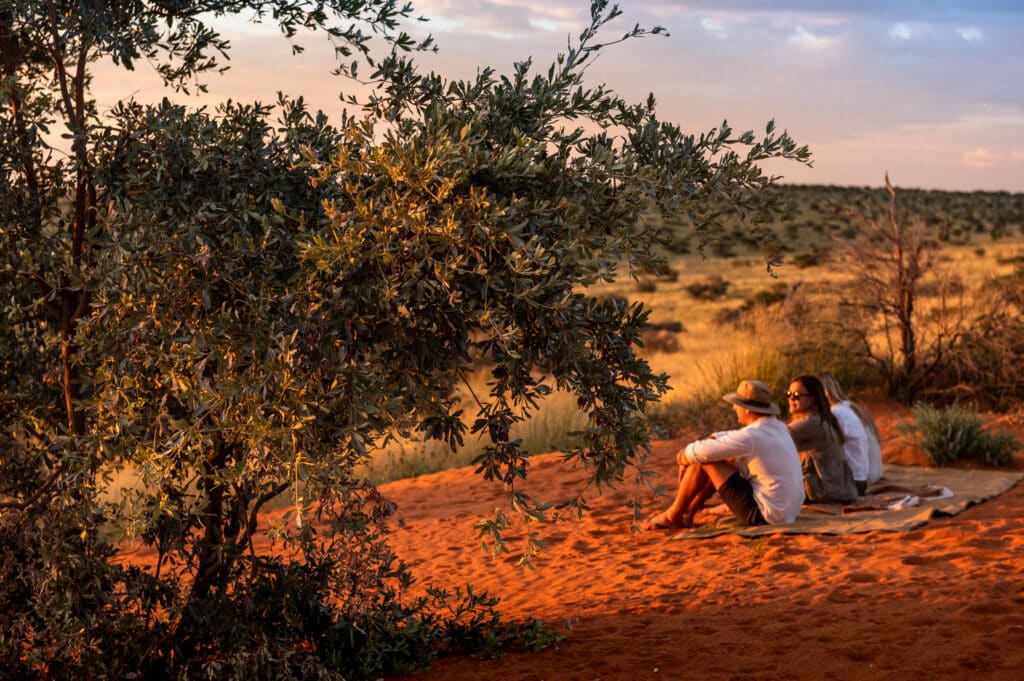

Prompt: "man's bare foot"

[642,512,692,531]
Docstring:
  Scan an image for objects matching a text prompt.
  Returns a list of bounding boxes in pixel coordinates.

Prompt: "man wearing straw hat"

[644,379,804,530]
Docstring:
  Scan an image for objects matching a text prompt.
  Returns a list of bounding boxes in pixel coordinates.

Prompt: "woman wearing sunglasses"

[786,375,858,504]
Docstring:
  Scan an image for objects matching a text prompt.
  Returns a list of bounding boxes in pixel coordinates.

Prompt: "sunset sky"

[95,1,1024,192]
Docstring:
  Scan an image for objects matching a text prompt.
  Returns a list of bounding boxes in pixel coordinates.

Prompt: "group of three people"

[644,373,882,531]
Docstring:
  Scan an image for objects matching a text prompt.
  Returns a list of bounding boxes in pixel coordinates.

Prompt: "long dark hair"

[793,374,845,444]
[818,371,881,443]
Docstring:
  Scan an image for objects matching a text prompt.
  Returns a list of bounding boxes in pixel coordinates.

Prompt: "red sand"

[380,401,1024,681]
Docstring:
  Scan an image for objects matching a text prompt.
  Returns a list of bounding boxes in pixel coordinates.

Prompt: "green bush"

[902,403,1018,467]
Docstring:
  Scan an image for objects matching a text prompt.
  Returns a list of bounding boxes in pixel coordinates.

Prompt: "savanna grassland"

[361,184,1024,483]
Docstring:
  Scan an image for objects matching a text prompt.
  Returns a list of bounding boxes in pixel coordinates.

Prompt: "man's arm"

[680,429,753,465]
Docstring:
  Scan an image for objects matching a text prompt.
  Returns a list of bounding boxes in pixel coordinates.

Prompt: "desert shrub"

[641,320,685,351]
[685,275,730,301]
[838,225,859,240]
[740,282,790,311]
[710,239,737,258]
[928,271,1024,409]
[790,252,820,269]
[663,234,692,255]
[995,253,1024,266]
[651,266,681,283]
[636,277,658,293]
[901,403,1018,467]
[712,306,742,327]
[713,282,794,330]
[642,329,681,354]
[649,320,685,333]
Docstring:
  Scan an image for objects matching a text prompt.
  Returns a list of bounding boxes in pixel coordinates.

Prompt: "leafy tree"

[1,0,809,677]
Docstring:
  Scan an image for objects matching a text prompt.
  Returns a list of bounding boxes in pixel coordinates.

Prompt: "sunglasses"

[786,392,809,400]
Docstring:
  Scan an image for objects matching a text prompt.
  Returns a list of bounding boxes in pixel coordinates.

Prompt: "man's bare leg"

[646,463,716,529]
[682,465,719,520]
[645,460,740,530]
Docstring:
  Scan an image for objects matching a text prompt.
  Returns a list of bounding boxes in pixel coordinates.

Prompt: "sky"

[94,1,1024,193]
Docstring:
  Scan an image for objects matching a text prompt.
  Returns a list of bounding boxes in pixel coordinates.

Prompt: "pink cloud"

[962,147,999,169]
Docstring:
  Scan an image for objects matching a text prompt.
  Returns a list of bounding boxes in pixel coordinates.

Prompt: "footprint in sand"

[963,601,1011,616]
[847,571,880,583]
[587,527,619,538]
[963,537,1006,550]
[900,552,965,566]
[570,538,592,552]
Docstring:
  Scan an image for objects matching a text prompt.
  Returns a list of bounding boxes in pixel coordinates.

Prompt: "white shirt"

[681,416,805,524]
[832,401,869,483]
[865,421,883,485]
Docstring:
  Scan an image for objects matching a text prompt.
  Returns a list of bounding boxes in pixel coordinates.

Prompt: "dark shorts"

[718,472,767,526]
[856,479,868,496]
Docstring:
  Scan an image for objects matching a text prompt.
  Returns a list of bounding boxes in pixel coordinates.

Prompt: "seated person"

[818,371,883,492]
[786,374,858,504]
[644,379,804,530]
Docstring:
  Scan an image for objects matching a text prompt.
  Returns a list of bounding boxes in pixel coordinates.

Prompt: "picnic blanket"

[670,464,1024,539]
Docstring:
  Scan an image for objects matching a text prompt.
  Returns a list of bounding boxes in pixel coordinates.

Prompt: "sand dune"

[381,401,1024,681]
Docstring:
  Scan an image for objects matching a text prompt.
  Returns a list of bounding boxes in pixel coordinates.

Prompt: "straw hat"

[722,379,780,416]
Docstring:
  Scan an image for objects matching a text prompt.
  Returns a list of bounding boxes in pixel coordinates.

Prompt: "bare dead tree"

[830,174,969,403]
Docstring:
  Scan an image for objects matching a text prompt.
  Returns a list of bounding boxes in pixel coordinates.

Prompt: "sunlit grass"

[356,387,590,484]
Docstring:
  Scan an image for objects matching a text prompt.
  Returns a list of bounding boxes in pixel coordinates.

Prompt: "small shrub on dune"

[649,320,685,333]
[901,403,1018,467]
[741,282,790,311]
[641,320,685,354]
[786,251,819,268]
[710,240,737,258]
[635,277,658,293]
[711,306,742,327]
[642,329,681,354]
[664,236,692,255]
[657,266,681,283]
[685,275,730,301]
